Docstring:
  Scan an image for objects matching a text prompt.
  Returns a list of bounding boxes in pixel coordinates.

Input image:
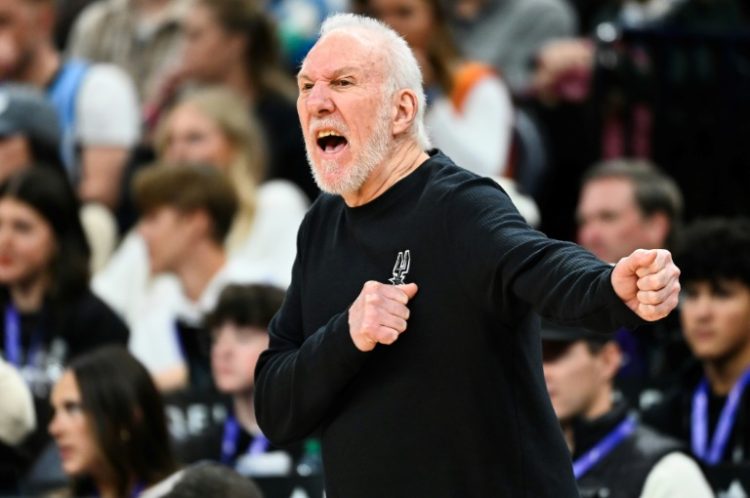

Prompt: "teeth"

[317,130,342,139]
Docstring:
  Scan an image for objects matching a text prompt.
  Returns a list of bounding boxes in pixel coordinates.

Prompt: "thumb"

[622,249,657,276]
[397,283,419,300]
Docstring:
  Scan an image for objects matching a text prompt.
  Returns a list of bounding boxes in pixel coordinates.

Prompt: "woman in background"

[0,166,128,481]
[49,346,178,497]
[366,0,514,178]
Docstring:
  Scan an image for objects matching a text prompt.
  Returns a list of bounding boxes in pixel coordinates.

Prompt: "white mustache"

[309,118,349,136]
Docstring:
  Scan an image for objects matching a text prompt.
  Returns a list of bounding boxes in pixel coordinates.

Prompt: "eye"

[299,82,314,92]
[334,79,353,88]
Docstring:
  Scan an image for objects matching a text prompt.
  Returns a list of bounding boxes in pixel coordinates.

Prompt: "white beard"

[306,104,392,196]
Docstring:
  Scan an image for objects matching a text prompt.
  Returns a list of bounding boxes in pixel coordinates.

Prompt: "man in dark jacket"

[541,321,710,497]
[254,13,682,498]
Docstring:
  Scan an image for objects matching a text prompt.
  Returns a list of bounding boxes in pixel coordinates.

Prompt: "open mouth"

[316,130,348,154]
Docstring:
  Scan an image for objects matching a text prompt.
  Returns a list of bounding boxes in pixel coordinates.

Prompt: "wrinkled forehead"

[299,31,388,81]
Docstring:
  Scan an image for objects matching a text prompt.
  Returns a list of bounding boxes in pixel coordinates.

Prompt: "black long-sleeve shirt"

[255,151,640,497]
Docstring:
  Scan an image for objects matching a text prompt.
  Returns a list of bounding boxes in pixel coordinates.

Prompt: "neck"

[705,347,750,396]
[342,140,429,207]
[175,243,226,302]
[583,385,614,421]
[233,391,259,434]
[10,274,49,313]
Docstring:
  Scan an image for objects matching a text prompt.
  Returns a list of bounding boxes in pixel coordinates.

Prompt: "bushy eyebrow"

[298,66,362,83]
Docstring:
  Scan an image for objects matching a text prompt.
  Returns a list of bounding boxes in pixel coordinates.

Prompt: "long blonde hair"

[155,86,266,252]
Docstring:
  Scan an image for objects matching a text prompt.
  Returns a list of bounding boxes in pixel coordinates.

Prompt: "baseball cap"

[539,318,612,344]
[0,84,60,151]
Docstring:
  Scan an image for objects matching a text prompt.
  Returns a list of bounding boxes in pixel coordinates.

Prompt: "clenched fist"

[349,281,419,352]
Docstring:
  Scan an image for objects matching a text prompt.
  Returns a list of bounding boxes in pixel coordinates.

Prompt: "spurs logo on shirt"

[389,250,411,285]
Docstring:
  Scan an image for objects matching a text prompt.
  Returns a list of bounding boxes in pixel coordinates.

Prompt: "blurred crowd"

[0,0,747,497]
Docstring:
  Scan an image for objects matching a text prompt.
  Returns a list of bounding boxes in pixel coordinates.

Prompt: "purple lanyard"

[691,367,750,465]
[573,417,637,480]
[3,304,42,368]
[220,415,270,465]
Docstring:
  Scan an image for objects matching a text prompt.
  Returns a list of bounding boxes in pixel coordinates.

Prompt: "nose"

[577,220,598,248]
[305,81,335,117]
[691,293,714,320]
[48,411,62,439]
[137,219,153,241]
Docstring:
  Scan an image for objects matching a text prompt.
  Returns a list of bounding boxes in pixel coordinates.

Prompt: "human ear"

[391,89,419,137]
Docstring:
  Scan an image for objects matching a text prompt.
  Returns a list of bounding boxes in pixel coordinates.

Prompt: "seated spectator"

[93,88,307,375]
[643,218,750,495]
[365,0,514,179]
[157,87,308,271]
[0,167,129,482]
[0,84,118,272]
[176,284,293,465]
[445,0,577,95]
[576,159,682,264]
[66,0,190,115]
[0,0,140,211]
[150,0,317,200]
[541,321,711,498]
[576,158,687,408]
[48,346,178,498]
[0,358,36,495]
[128,164,274,392]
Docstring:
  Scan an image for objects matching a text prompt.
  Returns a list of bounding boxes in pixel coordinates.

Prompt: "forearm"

[254,312,368,444]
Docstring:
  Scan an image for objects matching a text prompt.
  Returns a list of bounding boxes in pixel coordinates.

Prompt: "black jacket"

[255,151,642,497]
[573,402,687,498]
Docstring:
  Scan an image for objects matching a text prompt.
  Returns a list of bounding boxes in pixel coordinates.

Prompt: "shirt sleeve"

[76,64,140,147]
[254,219,370,445]
[444,177,640,332]
[640,452,713,498]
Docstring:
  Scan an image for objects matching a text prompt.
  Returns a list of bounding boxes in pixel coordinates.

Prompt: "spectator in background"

[93,88,307,378]
[446,0,577,95]
[576,159,682,265]
[0,167,129,481]
[157,87,308,272]
[66,0,190,116]
[0,0,140,212]
[48,346,179,498]
[0,84,118,272]
[159,0,317,201]
[541,320,711,498]
[576,158,686,409]
[127,164,272,392]
[364,0,513,179]
[643,218,750,496]
[176,284,299,472]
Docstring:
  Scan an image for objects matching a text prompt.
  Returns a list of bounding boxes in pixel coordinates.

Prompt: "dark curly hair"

[674,218,750,288]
